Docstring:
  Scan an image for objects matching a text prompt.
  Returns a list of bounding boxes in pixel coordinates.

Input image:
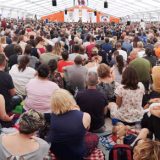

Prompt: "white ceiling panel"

[0,0,160,17]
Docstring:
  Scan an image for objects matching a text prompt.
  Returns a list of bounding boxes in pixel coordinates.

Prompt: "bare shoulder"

[0,94,4,100]
[82,112,91,129]
[0,95,5,104]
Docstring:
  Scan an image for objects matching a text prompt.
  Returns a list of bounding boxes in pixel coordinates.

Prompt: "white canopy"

[0,0,160,20]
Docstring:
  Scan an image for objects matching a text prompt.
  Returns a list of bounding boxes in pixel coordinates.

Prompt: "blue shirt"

[101,43,113,53]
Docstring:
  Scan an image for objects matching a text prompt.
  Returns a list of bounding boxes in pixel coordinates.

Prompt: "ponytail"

[116,55,124,75]
[18,56,29,72]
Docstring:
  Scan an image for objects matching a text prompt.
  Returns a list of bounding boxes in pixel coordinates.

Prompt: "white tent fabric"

[0,0,160,19]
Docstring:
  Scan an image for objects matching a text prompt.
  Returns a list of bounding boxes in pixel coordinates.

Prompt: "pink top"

[24,78,59,113]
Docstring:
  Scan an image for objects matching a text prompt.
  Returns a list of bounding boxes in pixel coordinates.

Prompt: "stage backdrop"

[41,6,119,23]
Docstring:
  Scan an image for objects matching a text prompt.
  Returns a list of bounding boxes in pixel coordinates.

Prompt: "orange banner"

[42,11,64,22]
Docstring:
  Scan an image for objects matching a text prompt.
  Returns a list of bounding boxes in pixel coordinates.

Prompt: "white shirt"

[52,38,59,45]
[9,65,36,96]
[140,21,146,30]
[19,41,27,53]
[118,49,128,61]
[137,50,145,58]
[69,53,88,61]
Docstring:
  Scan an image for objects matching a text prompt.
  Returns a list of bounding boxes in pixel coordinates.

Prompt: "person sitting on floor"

[24,64,59,113]
[0,94,14,127]
[76,72,108,133]
[64,55,88,95]
[0,109,50,160]
[108,67,145,125]
[9,55,36,97]
[47,89,92,160]
[0,54,17,113]
[97,63,116,102]
[141,98,160,140]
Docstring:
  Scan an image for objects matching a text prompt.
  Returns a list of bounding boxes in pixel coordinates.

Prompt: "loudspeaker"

[65,9,67,15]
[127,21,131,25]
[94,11,97,16]
[52,0,57,6]
[104,1,108,8]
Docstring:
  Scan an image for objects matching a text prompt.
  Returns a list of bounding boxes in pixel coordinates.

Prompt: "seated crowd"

[0,19,160,160]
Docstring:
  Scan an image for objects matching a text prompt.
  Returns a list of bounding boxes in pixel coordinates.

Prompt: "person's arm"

[116,96,122,108]
[0,95,14,121]
[37,48,41,57]
[83,112,91,130]
[115,85,123,108]
[7,74,16,96]
[9,88,16,96]
[104,105,108,115]
[110,68,115,81]
[63,67,69,83]
[150,107,160,118]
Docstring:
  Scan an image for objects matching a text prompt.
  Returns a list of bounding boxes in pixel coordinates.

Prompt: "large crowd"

[0,18,160,160]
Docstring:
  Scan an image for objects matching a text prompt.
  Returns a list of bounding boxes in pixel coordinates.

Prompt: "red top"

[38,48,46,54]
[86,43,95,59]
[1,20,6,29]
[58,60,74,72]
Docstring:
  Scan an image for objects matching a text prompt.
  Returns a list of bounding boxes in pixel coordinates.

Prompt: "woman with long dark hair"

[48,59,64,88]
[112,55,125,84]
[9,56,36,97]
[108,67,145,125]
[35,36,46,55]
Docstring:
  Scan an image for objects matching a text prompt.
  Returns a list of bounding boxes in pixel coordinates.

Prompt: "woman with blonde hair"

[133,140,160,160]
[151,66,160,95]
[47,89,91,160]
[136,41,145,58]
[0,36,7,48]
[53,42,63,57]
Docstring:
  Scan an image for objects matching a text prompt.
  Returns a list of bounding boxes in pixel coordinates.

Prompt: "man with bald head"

[75,72,108,133]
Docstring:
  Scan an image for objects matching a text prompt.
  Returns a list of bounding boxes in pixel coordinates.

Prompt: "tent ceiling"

[0,0,160,17]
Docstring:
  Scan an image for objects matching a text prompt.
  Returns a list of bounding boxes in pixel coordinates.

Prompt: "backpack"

[109,144,133,160]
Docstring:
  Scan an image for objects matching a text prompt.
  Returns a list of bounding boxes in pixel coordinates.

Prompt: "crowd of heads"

[0,18,160,159]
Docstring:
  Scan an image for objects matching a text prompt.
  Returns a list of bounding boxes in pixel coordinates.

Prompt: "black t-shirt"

[8,54,18,69]
[0,71,14,112]
[149,91,160,99]
[4,44,16,58]
[75,89,108,131]
[144,56,157,67]
[31,48,39,59]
